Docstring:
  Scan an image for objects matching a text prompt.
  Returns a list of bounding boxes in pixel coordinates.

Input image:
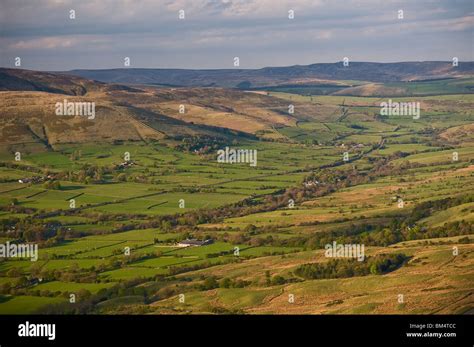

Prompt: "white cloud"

[10,37,78,50]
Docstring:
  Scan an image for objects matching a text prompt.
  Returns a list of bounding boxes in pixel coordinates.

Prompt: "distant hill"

[1,65,471,152]
[64,61,474,88]
[0,68,140,95]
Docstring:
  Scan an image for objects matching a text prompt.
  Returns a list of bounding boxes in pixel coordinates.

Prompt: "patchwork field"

[0,69,473,315]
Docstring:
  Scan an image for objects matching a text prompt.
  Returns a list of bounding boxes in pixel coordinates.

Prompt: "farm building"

[18,174,56,184]
[116,160,135,170]
[177,239,213,247]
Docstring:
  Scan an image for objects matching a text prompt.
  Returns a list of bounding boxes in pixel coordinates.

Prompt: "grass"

[33,281,114,294]
[0,295,66,314]
[0,89,472,314]
[100,267,166,280]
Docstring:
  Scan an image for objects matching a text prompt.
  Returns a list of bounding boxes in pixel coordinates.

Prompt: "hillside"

[0,65,472,317]
[0,68,312,149]
[65,61,474,88]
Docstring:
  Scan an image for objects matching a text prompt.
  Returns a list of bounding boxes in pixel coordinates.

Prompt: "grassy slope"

[0,76,473,314]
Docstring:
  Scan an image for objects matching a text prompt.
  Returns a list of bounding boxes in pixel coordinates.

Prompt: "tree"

[219,278,231,288]
[202,276,218,290]
[6,268,22,277]
[44,181,61,190]
[271,275,286,285]
[117,173,127,182]
[265,270,271,286]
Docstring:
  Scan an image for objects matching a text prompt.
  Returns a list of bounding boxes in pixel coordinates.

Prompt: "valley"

[0,66,473,314]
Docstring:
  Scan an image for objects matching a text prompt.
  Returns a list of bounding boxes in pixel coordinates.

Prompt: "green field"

[0,86,473,315]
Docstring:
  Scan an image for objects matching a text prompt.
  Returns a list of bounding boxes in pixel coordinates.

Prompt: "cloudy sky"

[0,0,472,70]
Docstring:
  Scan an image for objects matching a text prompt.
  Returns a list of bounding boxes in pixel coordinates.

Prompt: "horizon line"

[2,60,473,73]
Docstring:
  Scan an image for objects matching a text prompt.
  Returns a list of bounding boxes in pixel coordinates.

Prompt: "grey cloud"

[0,0,472,70]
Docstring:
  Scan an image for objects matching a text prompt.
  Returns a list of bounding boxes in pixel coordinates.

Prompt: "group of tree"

[294,253,410,280]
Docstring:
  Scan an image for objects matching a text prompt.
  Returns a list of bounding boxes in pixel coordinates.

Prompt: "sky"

[0,0,473,70]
